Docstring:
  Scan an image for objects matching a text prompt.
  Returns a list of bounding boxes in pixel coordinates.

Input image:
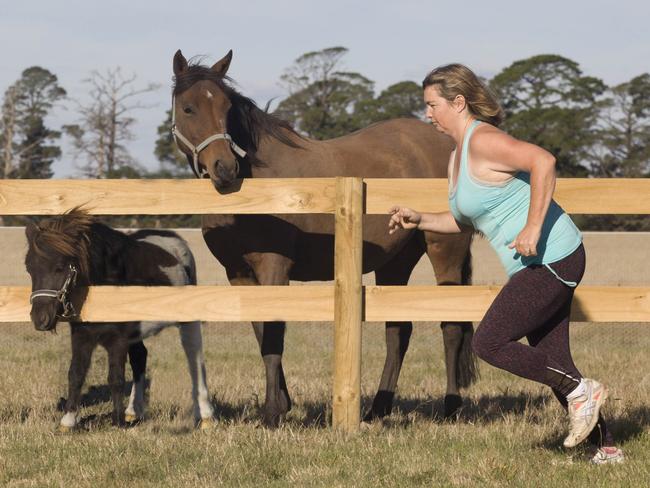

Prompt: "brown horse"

[171,49,477,427]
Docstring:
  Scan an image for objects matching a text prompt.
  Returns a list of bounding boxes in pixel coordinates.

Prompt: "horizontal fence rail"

[2,176,649,433]
[0,179,337,215]
[2,178,650,215]
[2,286,648,323]
[364,178,650,214]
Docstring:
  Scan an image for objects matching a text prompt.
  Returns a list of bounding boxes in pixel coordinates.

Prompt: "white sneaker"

[563,378,608,448]
[591,446,625,465]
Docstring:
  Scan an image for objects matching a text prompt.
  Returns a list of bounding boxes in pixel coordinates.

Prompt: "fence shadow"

[361,392,553,427]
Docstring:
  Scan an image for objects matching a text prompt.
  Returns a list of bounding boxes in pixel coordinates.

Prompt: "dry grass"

[1,321,649,487]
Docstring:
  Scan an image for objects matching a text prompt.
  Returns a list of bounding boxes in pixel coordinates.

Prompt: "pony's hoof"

[198,417,216,431]
[124,413,139,424]
[57,424,74,433]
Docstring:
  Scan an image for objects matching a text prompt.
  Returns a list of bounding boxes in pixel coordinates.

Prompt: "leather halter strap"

[29,264,78,319]
[171,95,246,178]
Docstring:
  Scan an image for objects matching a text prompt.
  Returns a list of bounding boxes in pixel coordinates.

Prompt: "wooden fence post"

[332,176,363,432]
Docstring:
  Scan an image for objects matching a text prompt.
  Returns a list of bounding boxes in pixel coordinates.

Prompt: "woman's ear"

[454,94,467,113]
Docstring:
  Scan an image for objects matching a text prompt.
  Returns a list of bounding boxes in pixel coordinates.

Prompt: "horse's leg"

[61,325,96,431]
[103,332,128,426]
[125,340,147,423]
[228,256,292,428]
[425,230,478,418]
[178,321,214,427]
[364,236,424,422]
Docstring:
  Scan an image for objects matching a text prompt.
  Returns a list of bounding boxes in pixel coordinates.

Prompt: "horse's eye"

[183,106,193,115]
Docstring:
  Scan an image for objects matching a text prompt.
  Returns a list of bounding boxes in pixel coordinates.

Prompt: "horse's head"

[24,211,92,331]
[172,49,246,189]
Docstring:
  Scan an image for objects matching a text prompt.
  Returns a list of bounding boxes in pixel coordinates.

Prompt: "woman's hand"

[388,206,421,234]
[508,224,542,257]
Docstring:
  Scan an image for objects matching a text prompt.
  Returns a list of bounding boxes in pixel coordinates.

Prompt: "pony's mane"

[29,208,94,278]
[173,63,303,164]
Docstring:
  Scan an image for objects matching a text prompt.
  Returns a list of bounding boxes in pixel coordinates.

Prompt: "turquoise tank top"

[448,120,582,278]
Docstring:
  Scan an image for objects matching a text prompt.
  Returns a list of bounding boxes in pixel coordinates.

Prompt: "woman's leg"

[471,262,578,387]
[472,245,611,449]
[527,302,614,447]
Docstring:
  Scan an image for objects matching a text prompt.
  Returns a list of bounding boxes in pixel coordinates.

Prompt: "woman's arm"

[472,128,557,256]
[388,207,464,234]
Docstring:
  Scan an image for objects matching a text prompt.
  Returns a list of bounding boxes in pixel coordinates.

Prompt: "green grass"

[1,322,649,487]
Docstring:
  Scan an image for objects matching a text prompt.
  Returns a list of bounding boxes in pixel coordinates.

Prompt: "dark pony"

[172,50,478,427]
[25,209,214,430]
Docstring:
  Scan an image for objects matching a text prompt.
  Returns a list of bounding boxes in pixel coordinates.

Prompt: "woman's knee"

[472,322,500,361]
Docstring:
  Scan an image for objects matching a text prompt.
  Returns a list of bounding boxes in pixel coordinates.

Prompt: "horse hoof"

[262,413,282,429]
[57,424,74,433]
[124,413,139,423]
[360,420,374,431]
[199,418,216,430]
[444,394,463,420]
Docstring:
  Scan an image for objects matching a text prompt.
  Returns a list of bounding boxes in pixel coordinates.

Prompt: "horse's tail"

[457,238,479,388]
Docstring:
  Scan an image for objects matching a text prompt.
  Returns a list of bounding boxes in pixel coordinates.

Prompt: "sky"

[1,0,649,177]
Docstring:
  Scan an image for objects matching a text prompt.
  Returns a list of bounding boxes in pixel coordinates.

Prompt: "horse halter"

[171,96,247,179]
[29,264,78,319]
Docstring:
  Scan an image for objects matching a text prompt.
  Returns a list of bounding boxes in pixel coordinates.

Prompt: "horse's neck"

[253,129,329,177]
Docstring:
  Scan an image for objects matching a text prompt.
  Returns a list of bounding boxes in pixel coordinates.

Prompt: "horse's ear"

[25,219,39,242]
[173,50,189,77]
[210,50,233,77]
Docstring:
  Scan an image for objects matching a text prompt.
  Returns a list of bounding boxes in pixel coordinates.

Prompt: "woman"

[388,64,623,464]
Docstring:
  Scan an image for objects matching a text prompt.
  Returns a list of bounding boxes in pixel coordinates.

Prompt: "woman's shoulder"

[470,123,520,159]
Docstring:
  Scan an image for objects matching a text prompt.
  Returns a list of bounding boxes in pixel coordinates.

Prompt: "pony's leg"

[425,230,478,418]
[178,321,214,427]
[228,258,292,428]
[103,334,128,426]
[125,341,147,422]
[364,236,424,422]
[61,325,96,431]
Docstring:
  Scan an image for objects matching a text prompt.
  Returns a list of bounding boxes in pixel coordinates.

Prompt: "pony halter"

[29,264,78,319]
[171,96,247,178]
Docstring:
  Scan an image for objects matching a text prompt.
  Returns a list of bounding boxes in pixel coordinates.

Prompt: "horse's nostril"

[39,312,50,327]
[216,161,231,181]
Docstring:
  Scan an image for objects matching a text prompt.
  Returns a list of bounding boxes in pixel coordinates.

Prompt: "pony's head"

[24,209,93,331]
[172,50,243,189]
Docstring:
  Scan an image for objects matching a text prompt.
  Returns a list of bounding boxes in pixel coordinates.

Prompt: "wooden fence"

[1,178,649,432]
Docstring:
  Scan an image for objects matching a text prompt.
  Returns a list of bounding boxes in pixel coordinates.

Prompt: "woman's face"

[423,85,457,134]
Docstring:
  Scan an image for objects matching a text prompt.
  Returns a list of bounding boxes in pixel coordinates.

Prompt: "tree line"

[1,47,648,229]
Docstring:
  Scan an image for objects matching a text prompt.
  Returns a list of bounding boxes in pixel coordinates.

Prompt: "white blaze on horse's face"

[174,80,240,188]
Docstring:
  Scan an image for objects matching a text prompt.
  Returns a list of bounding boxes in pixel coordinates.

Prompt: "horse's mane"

[29,208,95,278]
[173,63,304,166]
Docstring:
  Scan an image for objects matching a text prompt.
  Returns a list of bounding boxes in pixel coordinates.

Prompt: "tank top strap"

[460,119,481,173]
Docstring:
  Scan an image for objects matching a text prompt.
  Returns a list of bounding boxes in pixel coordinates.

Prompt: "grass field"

[1,320,649,487]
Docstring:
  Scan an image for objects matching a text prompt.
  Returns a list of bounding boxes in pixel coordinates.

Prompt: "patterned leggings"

[472,244,613,446]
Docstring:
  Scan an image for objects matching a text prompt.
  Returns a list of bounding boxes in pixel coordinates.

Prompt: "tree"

[587,73,650,177]
[64,68,159,178]
[1,67,66,178]
[153,109,191,176]
[275,47,375,139]
[354,81,424,128]
[490,55,606,175]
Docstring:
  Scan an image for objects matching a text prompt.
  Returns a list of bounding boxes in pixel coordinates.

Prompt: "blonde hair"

[422,64,504,127]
